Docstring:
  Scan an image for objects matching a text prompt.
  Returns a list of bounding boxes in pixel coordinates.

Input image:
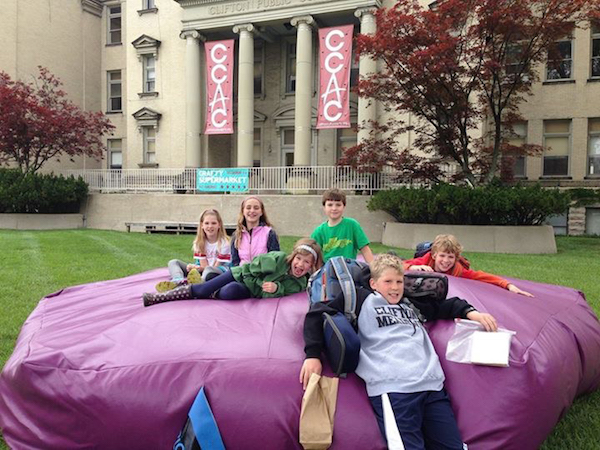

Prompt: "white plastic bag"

[445,319,516,367]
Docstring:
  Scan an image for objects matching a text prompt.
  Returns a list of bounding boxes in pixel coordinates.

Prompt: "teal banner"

[196,168,249,192]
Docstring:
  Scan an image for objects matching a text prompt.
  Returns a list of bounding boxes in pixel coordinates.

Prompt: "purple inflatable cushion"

[1,268,599,450]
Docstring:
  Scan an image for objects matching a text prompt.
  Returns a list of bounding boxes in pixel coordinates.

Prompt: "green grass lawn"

[0,230,599,449]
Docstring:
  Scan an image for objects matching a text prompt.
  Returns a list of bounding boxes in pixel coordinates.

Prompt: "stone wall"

[81,193,393,241]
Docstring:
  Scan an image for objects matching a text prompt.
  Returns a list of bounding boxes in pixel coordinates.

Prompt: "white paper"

[470,330,512,367]
[445,319,516,367]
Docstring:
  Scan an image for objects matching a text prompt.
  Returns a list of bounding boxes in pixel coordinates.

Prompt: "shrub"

[368,183,571,225]
[0,169,88,213]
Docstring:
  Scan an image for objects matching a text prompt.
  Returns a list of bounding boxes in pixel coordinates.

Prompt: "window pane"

[109,71,121,81]
[543,156,568,176]
[110,31,121,44]
[557,41,572,58]
[111,98,122,111]
[513,156,526,177]
[586,208,600,235]
[147,152,156,163]
[545,120,570,133]
[593,39,600,58]
[111,151,123,167]
[286,42,296,93]
[589,155,600,176]
[545,136,569,156]
[253,128,261,164]
[283,129,294,145]
[110,83,121,97]
[589,136,600,156]
[110,17,120,29]
[589,119,600,133]
[593,58,600,78]
[108,139,122,151]
[547,61,571,79]
[147,128,156,138]
[110,6,121,14]
[285,152,294,166]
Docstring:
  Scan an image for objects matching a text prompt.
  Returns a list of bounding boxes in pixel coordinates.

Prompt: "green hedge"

[368,183,571,225]
[0,169,88,214]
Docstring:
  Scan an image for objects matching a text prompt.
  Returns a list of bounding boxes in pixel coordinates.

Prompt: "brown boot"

[143,284,193,307]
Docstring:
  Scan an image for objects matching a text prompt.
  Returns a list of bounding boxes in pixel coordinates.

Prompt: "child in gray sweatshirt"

[300,254,498,450]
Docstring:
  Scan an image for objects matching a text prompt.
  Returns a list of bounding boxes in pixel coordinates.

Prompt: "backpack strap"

[330,257,357,325]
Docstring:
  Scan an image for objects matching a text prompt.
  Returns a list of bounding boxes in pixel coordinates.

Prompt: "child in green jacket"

[143,238,323,306]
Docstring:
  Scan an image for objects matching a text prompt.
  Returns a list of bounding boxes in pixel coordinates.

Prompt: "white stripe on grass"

[82,233,141,269]
[105,229,183,254]
[20,232,58,288]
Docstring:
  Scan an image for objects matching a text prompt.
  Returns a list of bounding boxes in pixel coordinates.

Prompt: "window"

[592,24,600,78]
[281,128,295,166]
[505,122,527,178]
[143,56,156,93]
[545,213,568,236]
[350,49,359,87]
[543,120,570,176]
[143,0,155,9]
[253,128,262,167]
[107,6,121,45]
[143,127,156,164]
[546,40,572,80]
[337,127,357,162]
[107,139,122,169]
[254,42,264,96]
[107,71,122,112]
[588,119,600,176]
[505,41,528,78]
[285,42,296,93]
[586,208,600,235]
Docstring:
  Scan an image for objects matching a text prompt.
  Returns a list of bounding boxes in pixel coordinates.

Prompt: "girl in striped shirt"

[156,209,231,292]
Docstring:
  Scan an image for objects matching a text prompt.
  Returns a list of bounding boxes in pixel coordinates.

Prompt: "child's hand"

[299,358,322,390]
[466,311,498,332]
[409,265,433,272]
[508,283,534,297]
[262,282,277,294]
[186,264,201,272]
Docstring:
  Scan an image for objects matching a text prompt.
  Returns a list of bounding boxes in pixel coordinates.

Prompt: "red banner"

[317,25,353,129]
[204,40,234,134]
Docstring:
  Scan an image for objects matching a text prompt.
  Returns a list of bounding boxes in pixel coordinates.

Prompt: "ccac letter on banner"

[205,40,234,135]
[316,25,353,130]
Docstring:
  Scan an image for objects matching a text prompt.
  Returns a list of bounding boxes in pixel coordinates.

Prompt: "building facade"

[1,0,600,233]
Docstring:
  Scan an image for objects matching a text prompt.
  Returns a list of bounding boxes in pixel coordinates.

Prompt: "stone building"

[1,0,599,234]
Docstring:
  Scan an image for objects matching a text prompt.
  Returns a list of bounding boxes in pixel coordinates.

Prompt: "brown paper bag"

[299,373,339,450]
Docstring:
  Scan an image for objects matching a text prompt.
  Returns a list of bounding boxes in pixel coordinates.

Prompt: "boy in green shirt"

[311,188,374,263]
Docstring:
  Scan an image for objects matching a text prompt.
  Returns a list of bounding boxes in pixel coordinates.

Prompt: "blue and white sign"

[196,168,249,192]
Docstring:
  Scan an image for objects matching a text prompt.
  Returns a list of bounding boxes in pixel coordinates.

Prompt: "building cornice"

[176,0,381,31]
[81,0,103,17]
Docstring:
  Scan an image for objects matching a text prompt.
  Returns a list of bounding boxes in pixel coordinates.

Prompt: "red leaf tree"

[342,0,599,186]
[0,67,114,174]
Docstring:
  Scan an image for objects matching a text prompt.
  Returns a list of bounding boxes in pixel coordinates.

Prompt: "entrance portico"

[175,0,380,168]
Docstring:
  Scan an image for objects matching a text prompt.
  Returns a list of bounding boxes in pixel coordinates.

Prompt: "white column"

[354,8,378,145]
[291,15,315,166]
[180,30,203,167]
[233,23,255,167]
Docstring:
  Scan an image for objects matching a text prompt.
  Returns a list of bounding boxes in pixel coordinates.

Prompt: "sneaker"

[187,268,202,285]
[155,280,179,293]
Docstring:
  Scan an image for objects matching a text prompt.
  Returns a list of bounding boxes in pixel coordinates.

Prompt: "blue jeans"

[190,270,251,300]
[369,389,465,450]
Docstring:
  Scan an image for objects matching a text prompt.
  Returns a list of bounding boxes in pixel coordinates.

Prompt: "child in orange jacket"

[403,234,533,297]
